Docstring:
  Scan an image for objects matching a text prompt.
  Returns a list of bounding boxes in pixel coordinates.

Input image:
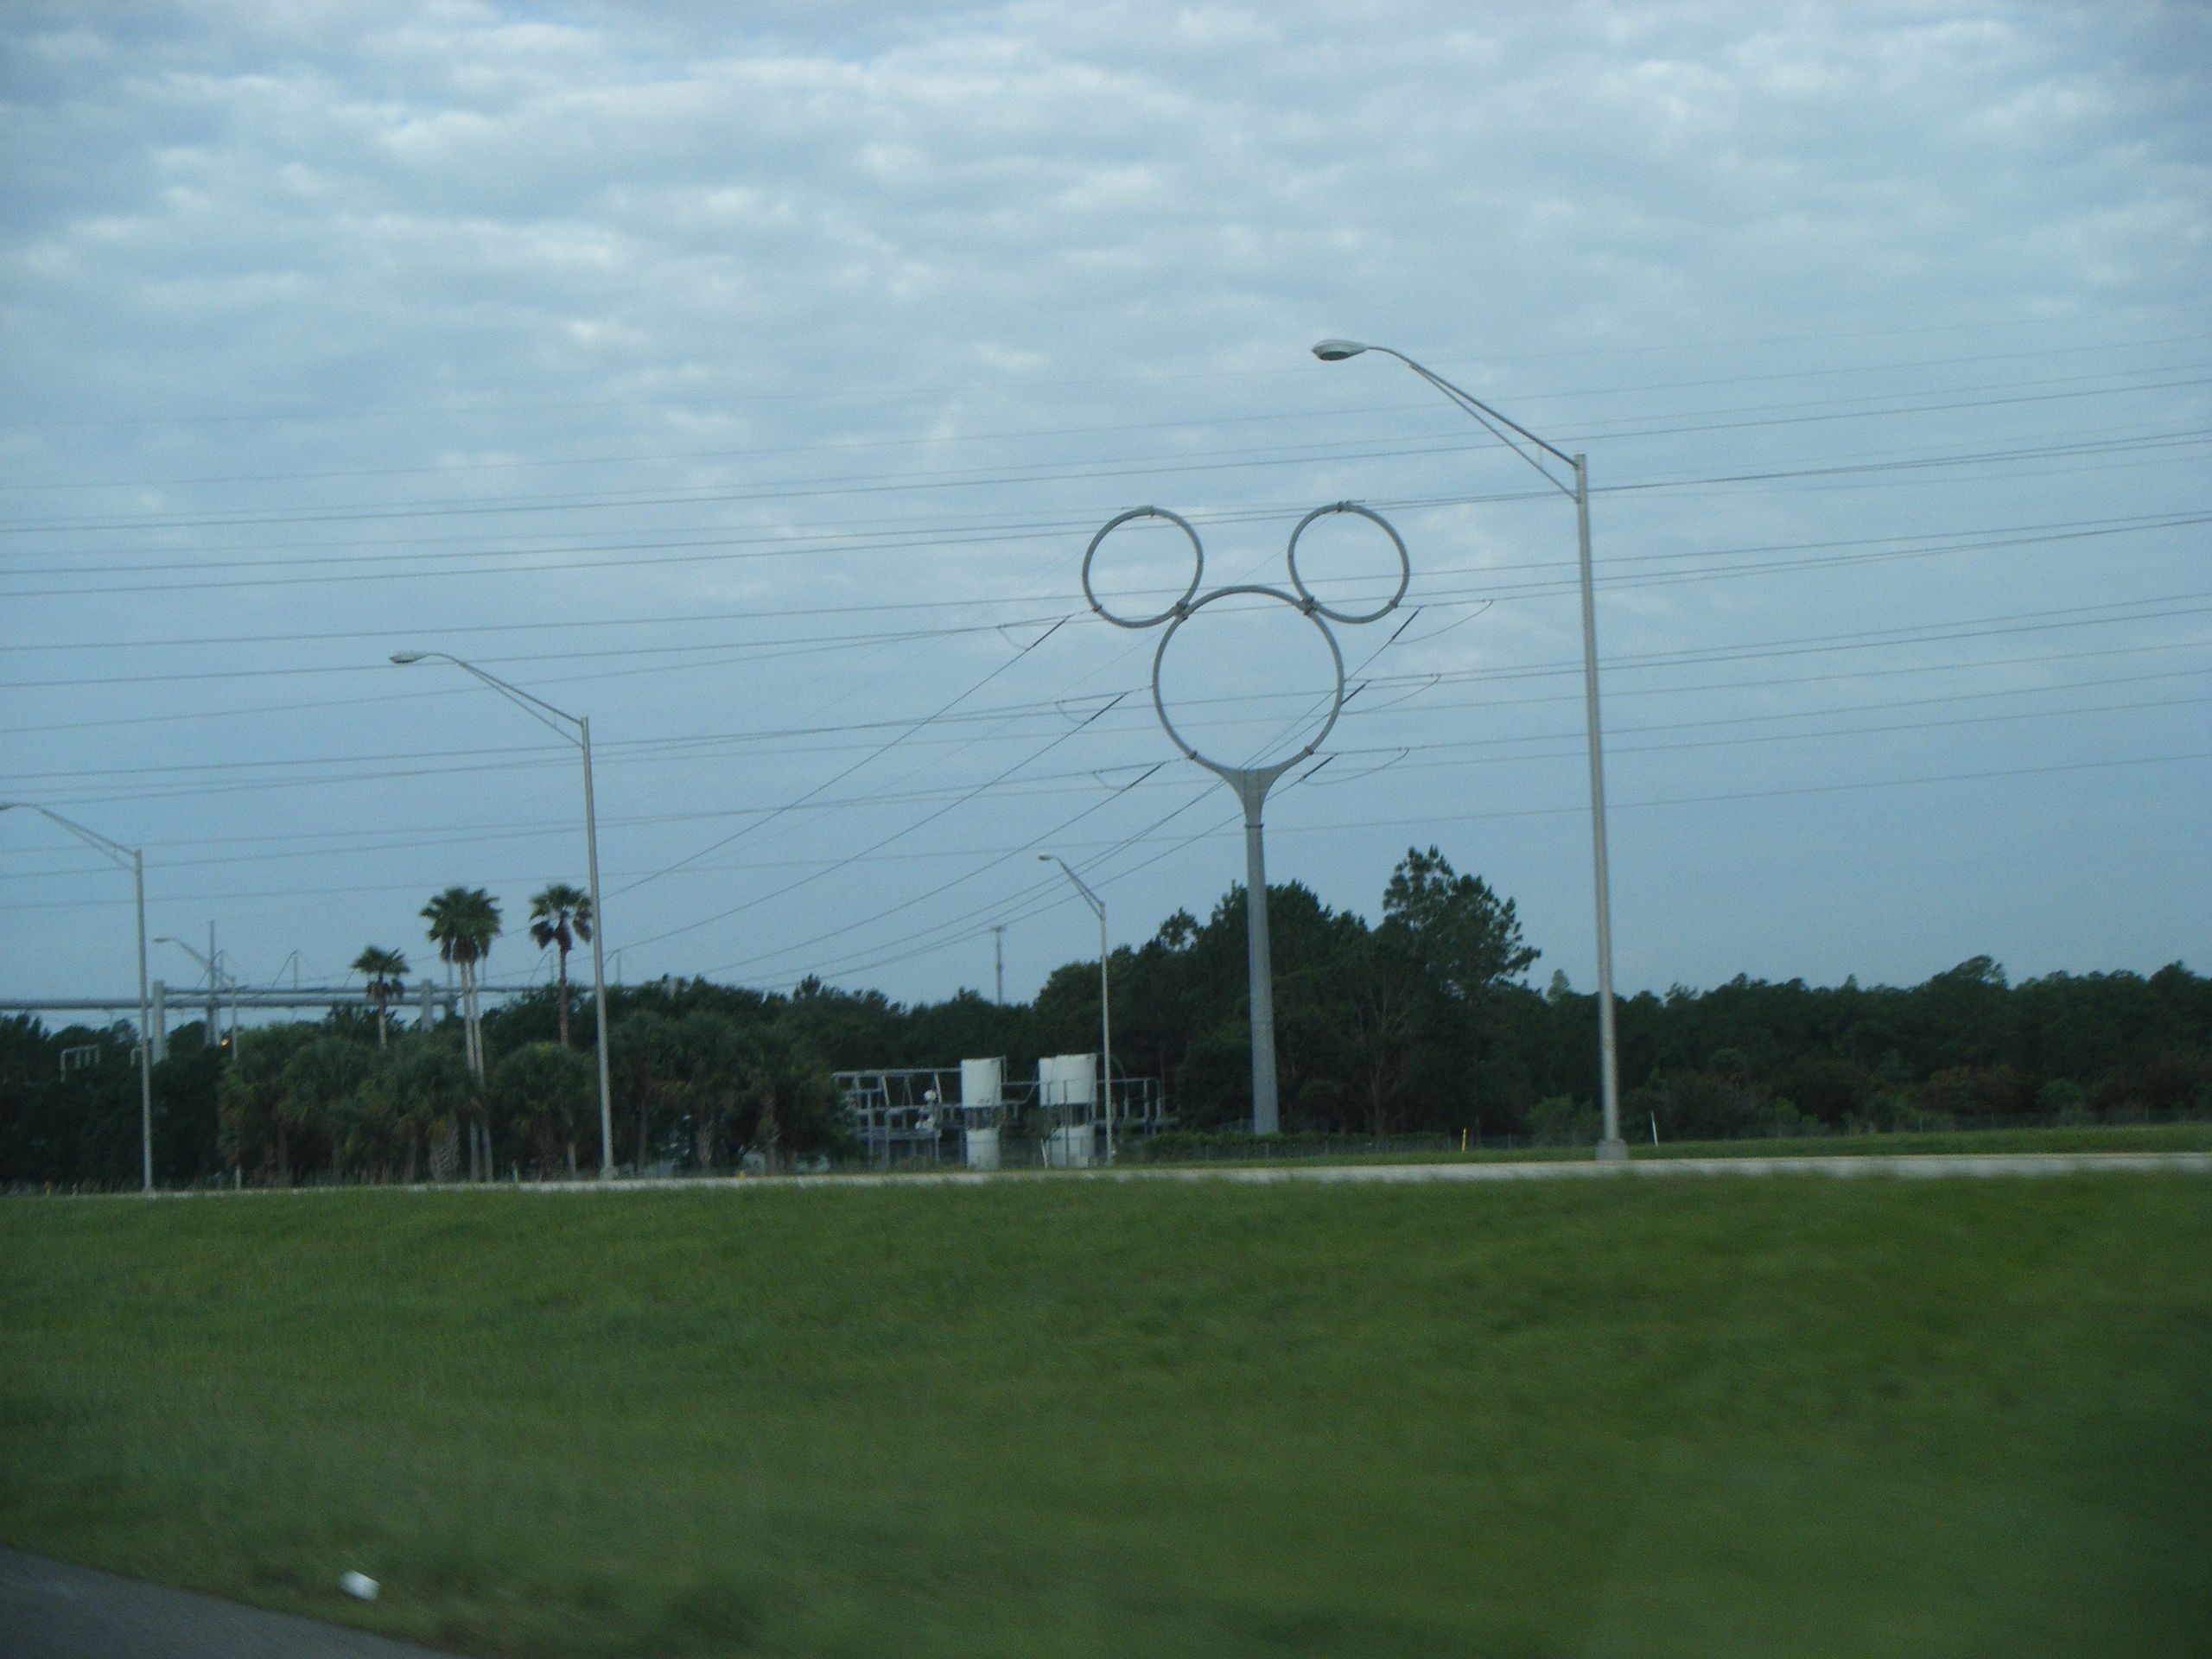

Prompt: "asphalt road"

[0,1549,455,1659]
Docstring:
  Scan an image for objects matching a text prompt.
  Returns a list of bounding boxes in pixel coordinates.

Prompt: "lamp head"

[389,651,426,664]
[1312,339,1370,362]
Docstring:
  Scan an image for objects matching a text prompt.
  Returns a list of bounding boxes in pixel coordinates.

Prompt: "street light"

[1313,339,1628,1161]
[391,652,616,1179]
[3,803,156,1191]
[1039,855,1114,1164]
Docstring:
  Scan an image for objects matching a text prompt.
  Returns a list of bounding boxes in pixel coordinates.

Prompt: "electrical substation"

[832,1054,1167,1169]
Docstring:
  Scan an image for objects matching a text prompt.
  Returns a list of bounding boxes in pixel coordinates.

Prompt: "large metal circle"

[1285,501,1410,625]
[1150,585,1347,774]
[1083,506,1206,630]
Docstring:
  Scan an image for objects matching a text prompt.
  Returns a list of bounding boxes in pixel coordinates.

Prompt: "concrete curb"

[98,1148,2212,1199]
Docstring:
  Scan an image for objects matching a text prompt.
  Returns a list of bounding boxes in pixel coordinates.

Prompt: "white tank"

[964,1128,1001,1170]
[1042,1125,1094,1168]
[1042,1052,1097,1108]
[960,1056,1004,1109]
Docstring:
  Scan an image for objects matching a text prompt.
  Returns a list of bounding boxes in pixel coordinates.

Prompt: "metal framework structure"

[0,981,489,1064]
[833,1062,1168,1168]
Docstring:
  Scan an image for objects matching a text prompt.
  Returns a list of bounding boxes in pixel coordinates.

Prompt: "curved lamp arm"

[390,651,582,743]
[1313,340,1576,494]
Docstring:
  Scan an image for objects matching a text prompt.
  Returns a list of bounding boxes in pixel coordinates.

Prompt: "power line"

[7,315,2199,434]
[14,397,2194,569]
[5,372,2207,541]
[14,684,2206,893]
[0,435,1509,537]
[612,693,1131,952]
[9,353,2200,503]
[702,777,1221,983]
[15,599,2209,804]
[741,732,2212,988]
[3,634,2194,867]
[0,611,1073,694]
[0,399,1447,494]
[608,620,1070,899]
[6,426,2204,603]
[17,741,2206,942]
[3,504,2202,658]
[7,505,2204,700]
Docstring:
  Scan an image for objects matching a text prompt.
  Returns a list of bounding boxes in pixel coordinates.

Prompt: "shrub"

[1528,1094,1598,1146]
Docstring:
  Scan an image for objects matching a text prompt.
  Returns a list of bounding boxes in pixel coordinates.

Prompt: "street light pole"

[1569,454,1625,1161]
[392,652,618,1179]
[577,713,613,1170]
[3,803,156,1191]
[134,849,150,1189]
[1313,340,1627,1161]
[1039,855,1113,1163]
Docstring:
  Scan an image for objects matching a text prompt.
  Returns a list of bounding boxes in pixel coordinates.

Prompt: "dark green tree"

[367,1031,474,1181]
[1381,846,1540,1005]
[490,1040,595,1175]
[281,1035,380,1181]
[219,1023,325,1184]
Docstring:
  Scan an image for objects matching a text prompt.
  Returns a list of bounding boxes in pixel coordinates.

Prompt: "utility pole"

[991,925,1005,1004]
[1039,856,1115,1162]
[2,803,156,1191]
[1313,339,1627,1160]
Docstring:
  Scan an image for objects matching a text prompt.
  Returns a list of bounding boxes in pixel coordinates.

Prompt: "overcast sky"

[3,0,2207,1028]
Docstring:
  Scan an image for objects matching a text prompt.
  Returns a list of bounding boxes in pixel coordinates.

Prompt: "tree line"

[3,848,2207,1186]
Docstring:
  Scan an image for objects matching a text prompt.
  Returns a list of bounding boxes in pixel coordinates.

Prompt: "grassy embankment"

[3,1173,2208,1657]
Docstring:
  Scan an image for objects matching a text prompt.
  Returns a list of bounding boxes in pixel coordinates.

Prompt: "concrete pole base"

[1595,1137,1630,1163]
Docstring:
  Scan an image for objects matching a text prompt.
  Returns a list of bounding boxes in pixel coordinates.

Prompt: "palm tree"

[421,887,502,1079]
[422,887,502,1179]
[527,883,593,1049]
[352,946,410,1048]
[421,890,472,1070]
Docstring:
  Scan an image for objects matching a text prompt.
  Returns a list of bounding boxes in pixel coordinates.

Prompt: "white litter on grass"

[340,1571,379,1601]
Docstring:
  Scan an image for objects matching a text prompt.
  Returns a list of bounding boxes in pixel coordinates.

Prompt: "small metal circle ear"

[1083,507,1206,630]
[1285,502,1410,625]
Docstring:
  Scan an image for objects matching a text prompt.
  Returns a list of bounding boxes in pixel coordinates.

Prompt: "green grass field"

[3,1173,2208,1657]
